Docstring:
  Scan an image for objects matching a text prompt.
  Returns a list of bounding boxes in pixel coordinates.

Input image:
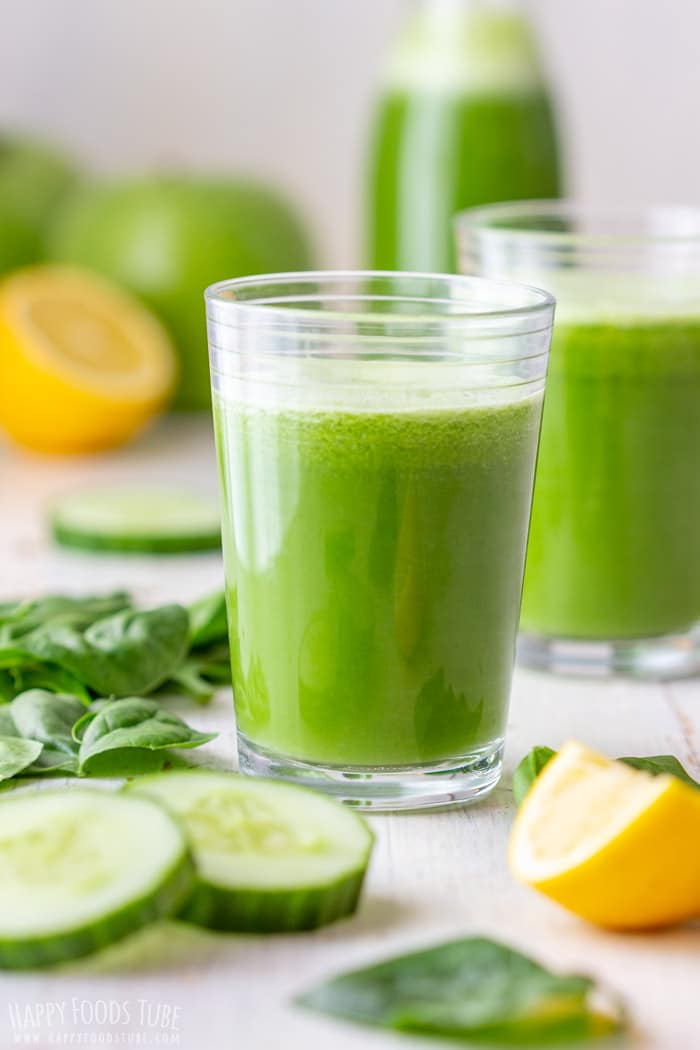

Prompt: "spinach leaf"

[0,663,91,704]
[0,593,131,644]
[0,707,18,735]
[11,689,83,753]
[165,643,232,704]
[10,690,83,773]
[618,755,700,790]
[76,697,216,775]
[0,647,41,670]
[163,591,231,703]
[23,605,190,697]
[188,591,229,650]
[513,747,700,805]
[297,937,624,1044]
[0,670,16,703]
[0,737,43,780]
[512,747,556,806]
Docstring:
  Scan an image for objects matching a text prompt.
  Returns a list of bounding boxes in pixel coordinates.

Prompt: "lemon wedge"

[0,266,177,453]
[510,740,700,930]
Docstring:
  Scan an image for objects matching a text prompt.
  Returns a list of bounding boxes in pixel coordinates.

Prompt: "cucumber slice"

[126,772,373,933]
[50,485,221,554]
[0,789,194,969]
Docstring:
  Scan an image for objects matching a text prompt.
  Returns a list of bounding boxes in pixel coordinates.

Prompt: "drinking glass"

[457,202,700,677]
[206,271,553,808]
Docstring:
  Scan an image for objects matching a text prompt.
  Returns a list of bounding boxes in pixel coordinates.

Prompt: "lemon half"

[0,266,177,453]
[510,740,700,930]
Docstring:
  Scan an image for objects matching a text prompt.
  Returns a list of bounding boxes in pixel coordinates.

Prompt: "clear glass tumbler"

[206,271,553,809]
[457,202,700,678]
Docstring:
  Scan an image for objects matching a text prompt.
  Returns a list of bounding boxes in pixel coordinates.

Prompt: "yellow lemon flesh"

[0,266,177,454]
[510,740,700,931]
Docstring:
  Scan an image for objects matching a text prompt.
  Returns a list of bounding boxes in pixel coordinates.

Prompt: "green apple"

[47,175,315,409]
[0,135,78,272]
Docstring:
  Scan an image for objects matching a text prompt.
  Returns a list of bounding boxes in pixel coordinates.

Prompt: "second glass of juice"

[207,272,553,809]
[457,202,700,677]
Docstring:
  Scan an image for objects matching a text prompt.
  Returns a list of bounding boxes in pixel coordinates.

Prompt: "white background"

[1,0,699,264]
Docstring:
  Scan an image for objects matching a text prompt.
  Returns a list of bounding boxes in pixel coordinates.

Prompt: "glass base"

[518,623,700,679]
[237,733,504,812]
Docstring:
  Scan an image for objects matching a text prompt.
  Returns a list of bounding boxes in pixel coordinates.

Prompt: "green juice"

[216,392,542,768]
[521,317,700,639]
[370,90,560,272]
[367,2,561,272]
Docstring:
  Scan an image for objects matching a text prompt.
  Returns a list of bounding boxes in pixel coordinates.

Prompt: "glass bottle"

[367,0,562,271]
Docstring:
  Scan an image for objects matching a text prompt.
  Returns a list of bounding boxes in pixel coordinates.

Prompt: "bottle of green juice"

[367,0,562,271]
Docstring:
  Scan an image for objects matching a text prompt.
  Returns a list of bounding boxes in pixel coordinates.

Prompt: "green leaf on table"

[0,707,18,735]
[18,665,91,702]
[188,591,229,650]
[0,736,43,780]
[0,670,17,703]
[512,747,556,806]
[513,747,700,805]
[618,754,700,790]
[297,937,625,1044]
[165,643,232,704]
[0,663,91,704]
[12,690,85,750]
[22,604,190,697]
[10,689,84,773]
[76,696,216,775]
[0,593,131,644]
[0,647,41,671]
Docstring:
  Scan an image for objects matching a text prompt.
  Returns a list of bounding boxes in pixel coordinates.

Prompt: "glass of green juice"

[206,272,553,809]
[456,202,700,677]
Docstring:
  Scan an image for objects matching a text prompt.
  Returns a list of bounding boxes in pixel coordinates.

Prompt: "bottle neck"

[386,0,542,96]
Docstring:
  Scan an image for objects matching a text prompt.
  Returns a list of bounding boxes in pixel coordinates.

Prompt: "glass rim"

[455,200,700,249]
[204,270,555,331]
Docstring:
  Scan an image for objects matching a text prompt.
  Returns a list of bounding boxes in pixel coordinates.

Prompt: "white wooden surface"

[0,418,698,1050]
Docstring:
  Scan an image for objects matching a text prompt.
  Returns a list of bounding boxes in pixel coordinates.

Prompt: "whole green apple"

[0,134,78,272]
[47,176,315,409]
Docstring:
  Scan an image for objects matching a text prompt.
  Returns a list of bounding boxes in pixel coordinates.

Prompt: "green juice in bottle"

[368,0,562,271]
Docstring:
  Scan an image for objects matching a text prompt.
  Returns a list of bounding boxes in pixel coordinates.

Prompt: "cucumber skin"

[180,865,369,934]
[0,849,196,970]
[51,520,221,555]
[124,773,374,934]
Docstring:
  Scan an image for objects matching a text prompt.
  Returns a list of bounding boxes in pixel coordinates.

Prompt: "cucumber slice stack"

[0,789,194,969]
[127,772,374,933]
[50,485,221,554]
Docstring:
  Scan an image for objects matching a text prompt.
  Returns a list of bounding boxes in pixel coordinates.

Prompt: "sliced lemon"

[510,740,700,931]
[0,266,177,453]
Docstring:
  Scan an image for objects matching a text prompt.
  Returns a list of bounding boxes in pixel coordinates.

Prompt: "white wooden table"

[0,418,698,1050]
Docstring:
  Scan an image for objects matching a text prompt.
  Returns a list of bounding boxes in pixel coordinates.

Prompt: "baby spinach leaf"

[11,690,84,755]
[0,663,91,704]
[297,937,624,1044]
[0,736,43,780]
[0,593,131,644]
[80,748,196,777]
[188,591,229,650]
[23,604,190,697]
[0,647,40,670]
[10,690,83,773]
[77,697,216,775]
[513,747,700,805]
[0,670,17,703]
[166,662,218,704]
[618,754,700,790]
[512,747,556,806]
[165,644,232,704]
[0,707,18,735]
